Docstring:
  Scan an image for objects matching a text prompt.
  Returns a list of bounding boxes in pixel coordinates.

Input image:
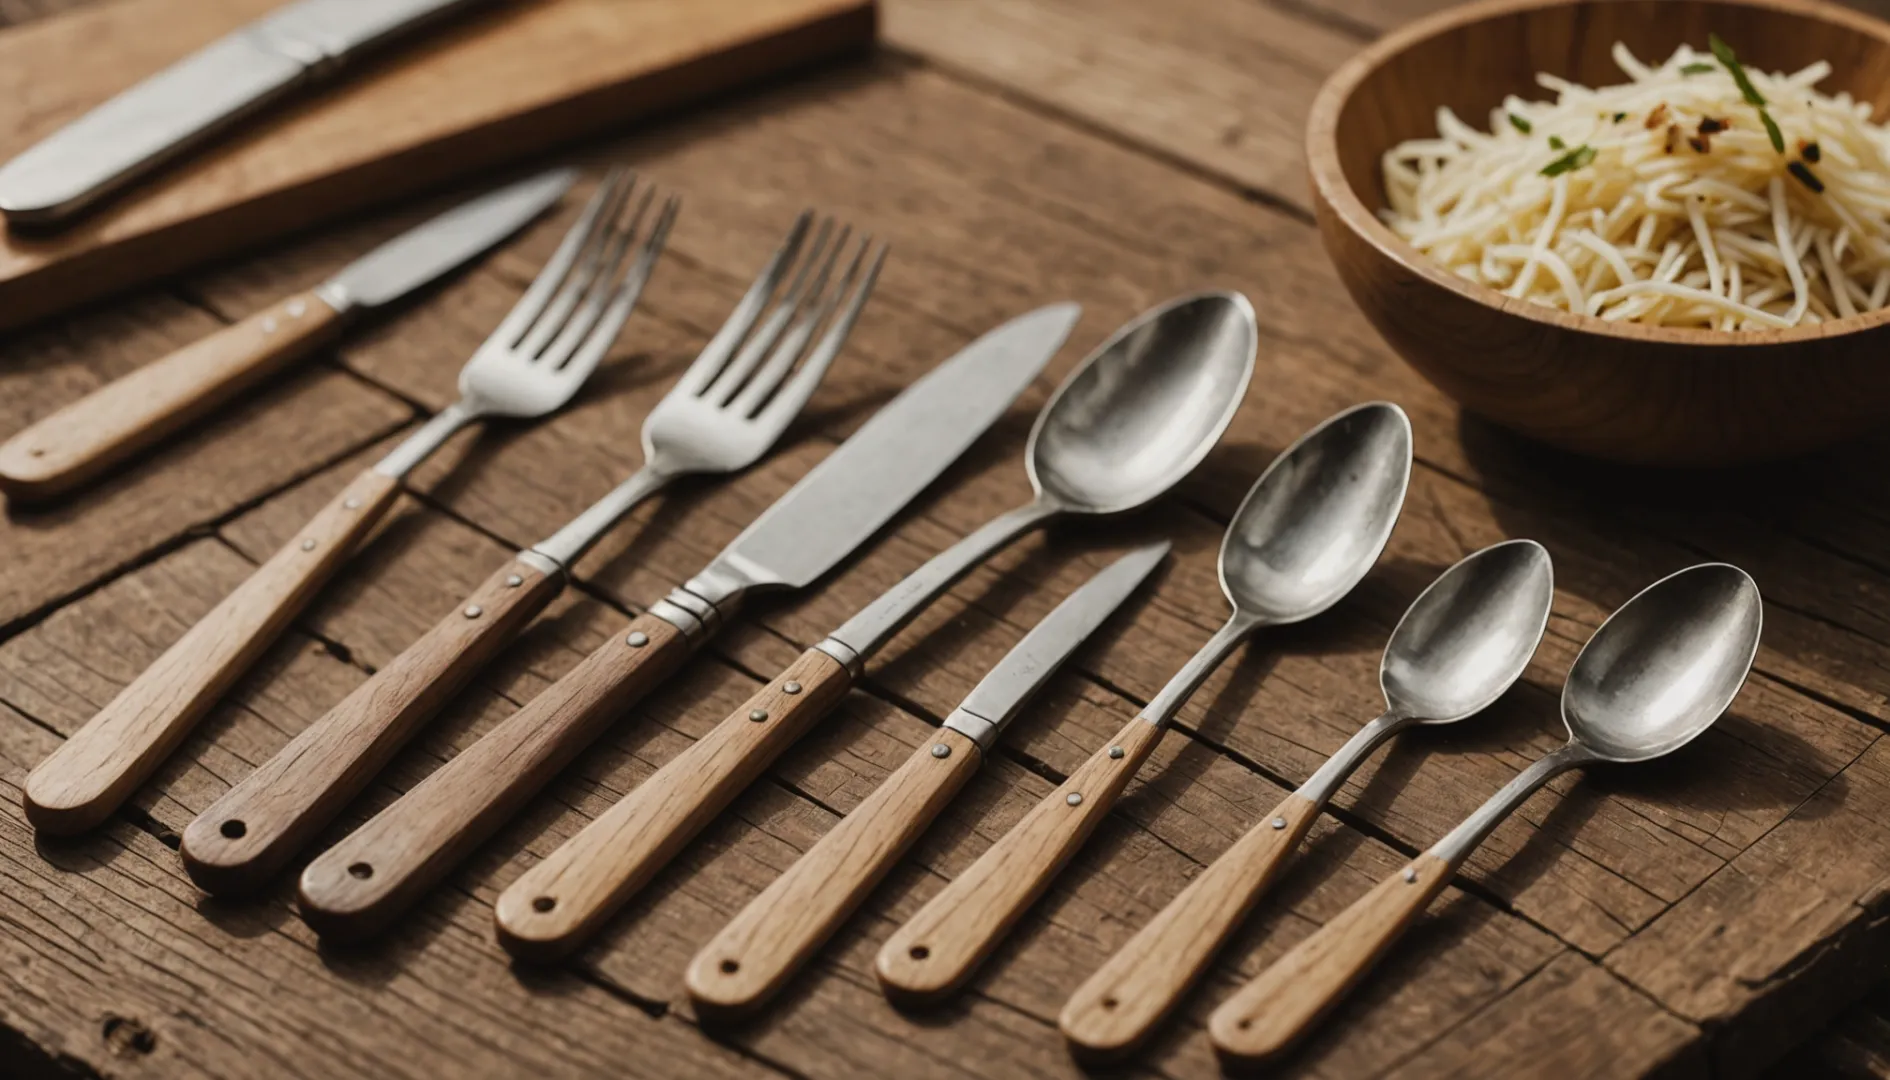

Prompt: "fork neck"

[527,463,677,571]
[373,400,481,480]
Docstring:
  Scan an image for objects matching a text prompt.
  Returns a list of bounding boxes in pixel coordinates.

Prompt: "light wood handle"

[0,290,345,500]
[687,726,984,1018]
[1208,851,1454,1065]
[494,647,853,962]
[875,713,1167,1003]
[295,613,689,941]
[1060,791,1323,1060]
[180,556,565,895]
[23,468,401,835]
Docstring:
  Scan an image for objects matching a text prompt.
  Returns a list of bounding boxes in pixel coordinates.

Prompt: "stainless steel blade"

[704,303,1081,590]
[945,543,1168,749]
[323,168,577,310]
[0,0,485,225]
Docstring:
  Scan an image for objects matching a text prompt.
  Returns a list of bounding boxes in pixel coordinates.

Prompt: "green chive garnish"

[1541,145,1596,177]
[1680,61,1716,75]
[1508,112,1532,134]
[1613,111,1627,122]
[1709,34,1767,107]
[1760,109,1785,153]
[1788,161,1825,193]
[1549,135,1566,150]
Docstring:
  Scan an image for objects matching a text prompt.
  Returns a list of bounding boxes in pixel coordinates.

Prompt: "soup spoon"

[1209,562,1762,1066]
[1061,538,1553,1059]
[875,401,1414,1002]
[490,291,1257,960]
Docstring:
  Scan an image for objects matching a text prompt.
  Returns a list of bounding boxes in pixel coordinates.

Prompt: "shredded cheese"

[1380,41,1890,329]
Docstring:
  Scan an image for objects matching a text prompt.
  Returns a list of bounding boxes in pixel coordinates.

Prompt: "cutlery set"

[5,160,1765,1066]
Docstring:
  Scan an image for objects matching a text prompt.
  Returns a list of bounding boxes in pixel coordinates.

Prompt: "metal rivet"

[1107,746,1124,759]
[344,498,361,510]
[1271,817,1288,830]
[506,574,523,588]
[626,631,649,648]
[300,539,317,551]
[261,316,279,334]
[783,681,802,695]
[749,709,768,722]
[1403,867,1419,884]
[464,605,483,619]
[931,744,951,759]
[286,299,307,318]
[1066,793,1083,807]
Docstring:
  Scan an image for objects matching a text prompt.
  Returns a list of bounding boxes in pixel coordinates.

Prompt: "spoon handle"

[875,713,1166,1002]
[687,727,984,1018]
[1207,851,1453,1063]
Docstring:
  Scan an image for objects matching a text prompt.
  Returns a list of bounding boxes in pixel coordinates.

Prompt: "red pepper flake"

[1699,117,1729,134]
[1688,135,1711,153]
[1664,124,1681,153]
[1645,103,1670,129]
[1800,140,1822,162]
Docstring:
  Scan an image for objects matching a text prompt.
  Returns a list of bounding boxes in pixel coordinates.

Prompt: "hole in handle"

[348,862,373,880]
[532,896,556,913]
[908,945,929,960]
[220,820,246,839]
[719,959,739,974]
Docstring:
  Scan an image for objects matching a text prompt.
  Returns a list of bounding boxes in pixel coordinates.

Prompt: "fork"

[179,211,885,896]
[22,169,670,838]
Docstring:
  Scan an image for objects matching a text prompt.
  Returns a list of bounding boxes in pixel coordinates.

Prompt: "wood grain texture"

[0,0,875,329]
[21,466,399,834]
[876,713,1168,1003]
[0,288,345,499]
[297,612,689,942]
[1309,0,1890,464]
[1059,790,1323,1061]
[495,647,852,962]
[687,725,984,1019]
[1209,851,1455,1066]
[179,554,564,894]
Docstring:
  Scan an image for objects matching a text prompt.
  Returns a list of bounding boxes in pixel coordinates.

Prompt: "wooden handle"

[875,713,1167,1003]
[686,726,984,1018]
[494,647,853,962]
[1208,852,1454,1066]
[23,468,400,835]
[0,290,345,500]
[295,613,689,941]
[1060,791,1322,1060]
[179,556,565,895]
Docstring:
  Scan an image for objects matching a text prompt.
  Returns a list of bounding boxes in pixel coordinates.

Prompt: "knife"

[0,0,489,226]
[683,542,1167,1019]
[290,303,1082,942]
[0,167,574,501]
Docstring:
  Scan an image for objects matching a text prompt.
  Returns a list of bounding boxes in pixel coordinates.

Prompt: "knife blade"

[0,0,487,225]
[0,167,574,500]
[685,541,1168,1018]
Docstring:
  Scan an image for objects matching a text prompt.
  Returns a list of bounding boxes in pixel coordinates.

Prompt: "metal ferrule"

[373,400,479,480]
[1294,711,1415,808]
[514,549,564,578]
[648,562,752,644]
[310,280,357,317]
[1427,741,1595,868]
[1140,611,1263,728]
[812,637,865,678]
[941,707,1001,754]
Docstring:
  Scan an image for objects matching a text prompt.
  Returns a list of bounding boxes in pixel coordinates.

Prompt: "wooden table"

[6,1,1890,1077]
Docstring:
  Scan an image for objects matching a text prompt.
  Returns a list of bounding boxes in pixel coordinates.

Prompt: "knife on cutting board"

[0,167,573,501]
[0,0,491,226]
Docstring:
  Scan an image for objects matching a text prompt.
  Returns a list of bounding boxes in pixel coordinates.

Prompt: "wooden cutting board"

[0,0,875,331]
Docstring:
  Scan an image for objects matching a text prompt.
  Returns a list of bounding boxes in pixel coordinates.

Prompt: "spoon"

[489,291,1257,960]
[875,401,1414,1003]
[1209,562,1762,1066]
[1060,539,1553,1059]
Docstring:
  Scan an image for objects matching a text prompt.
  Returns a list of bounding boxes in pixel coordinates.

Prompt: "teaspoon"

[875,401,1414,1002]
[1209,562,1761,1065]
[1062,538,1553,1059]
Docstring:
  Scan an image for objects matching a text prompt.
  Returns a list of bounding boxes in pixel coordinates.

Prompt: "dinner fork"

[181,212,886,896]
[24,168,669,837]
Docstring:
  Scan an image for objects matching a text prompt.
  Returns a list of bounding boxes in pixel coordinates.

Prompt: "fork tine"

[674,210,815,397]
[490,168,631,350]
[705,217,835,404]
[516,175,639,359]
[728,226,854,416]
[540,184,656,369]
[754,240,886,432]
[548,194,682,388]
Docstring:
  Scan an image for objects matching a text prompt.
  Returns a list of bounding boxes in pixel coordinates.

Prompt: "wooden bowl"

[1307,0,1890,465]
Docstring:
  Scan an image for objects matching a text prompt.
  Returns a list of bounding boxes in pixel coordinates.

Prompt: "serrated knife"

[0,167,574,500]
[684,541,1167,1018]
[291,302,1082,942]
[0,0,490,226]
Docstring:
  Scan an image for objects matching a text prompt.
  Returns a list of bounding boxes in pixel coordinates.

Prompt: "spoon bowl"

[1027,291,1256,515]
[1382,539,1554,723]
[1220,401,1412,624]
[1563,563,1763,763]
